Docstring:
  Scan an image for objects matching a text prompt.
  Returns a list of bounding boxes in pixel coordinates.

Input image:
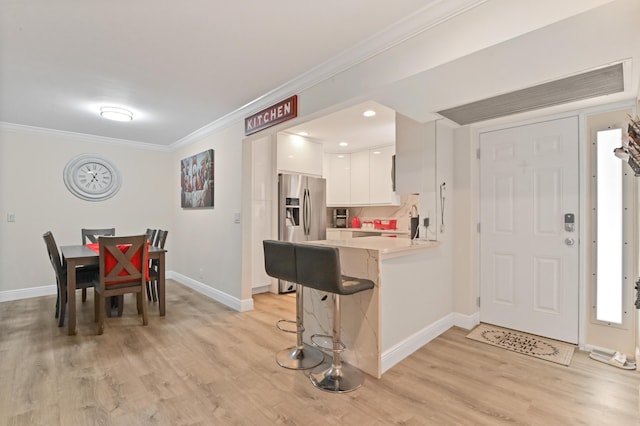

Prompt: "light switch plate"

[7,212,15,222]
[233,212,241,223]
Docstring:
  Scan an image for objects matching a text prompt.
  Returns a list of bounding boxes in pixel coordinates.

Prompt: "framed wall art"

[181,149,214,208]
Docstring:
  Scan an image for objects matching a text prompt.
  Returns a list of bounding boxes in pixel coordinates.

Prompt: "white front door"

[479,116,579,343]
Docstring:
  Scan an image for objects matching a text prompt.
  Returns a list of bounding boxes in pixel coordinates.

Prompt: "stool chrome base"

[276,343,324,370]
[309,361,364,393]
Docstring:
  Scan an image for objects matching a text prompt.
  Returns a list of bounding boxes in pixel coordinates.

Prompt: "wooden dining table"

[60,244,167,335]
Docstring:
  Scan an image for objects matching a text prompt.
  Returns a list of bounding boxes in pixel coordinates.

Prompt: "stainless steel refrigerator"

[278,173,327,293]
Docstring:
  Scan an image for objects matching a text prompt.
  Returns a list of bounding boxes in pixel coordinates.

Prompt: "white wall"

[171,123,246,304]
[0,125,173,296]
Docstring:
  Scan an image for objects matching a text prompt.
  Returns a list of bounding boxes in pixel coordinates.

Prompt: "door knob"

[564,238,575,246]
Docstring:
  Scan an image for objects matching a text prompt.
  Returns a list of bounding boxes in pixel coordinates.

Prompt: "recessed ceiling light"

[372,151,381,155]
[100,106,133,122]
[298,131,309,136]
[337,155,344,158]
[363,110,376,117]
[339,142,348,147]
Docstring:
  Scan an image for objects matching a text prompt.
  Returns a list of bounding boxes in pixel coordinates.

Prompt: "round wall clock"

[63,154,121,201]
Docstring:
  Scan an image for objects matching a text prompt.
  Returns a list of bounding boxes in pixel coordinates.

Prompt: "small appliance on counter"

[373,219,397,230]
[351,216,361,228]
[333,208,349,228]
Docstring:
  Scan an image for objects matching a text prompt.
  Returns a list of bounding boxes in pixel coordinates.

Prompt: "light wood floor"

[1,280,638,425]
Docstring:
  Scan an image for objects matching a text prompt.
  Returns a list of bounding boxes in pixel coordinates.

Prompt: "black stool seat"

[295,245,374,295]
[295,243,374,393]
[263,240,324,370]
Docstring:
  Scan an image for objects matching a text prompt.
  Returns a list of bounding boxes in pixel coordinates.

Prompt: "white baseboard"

[380,310,480,374]
[252,285,271,295]
[169,271,254,312]
[0,272,254,313]
[451,310,480,330]
[0,285,57,303]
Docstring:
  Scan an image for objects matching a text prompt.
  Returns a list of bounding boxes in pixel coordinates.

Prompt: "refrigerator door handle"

[303,188,311,235]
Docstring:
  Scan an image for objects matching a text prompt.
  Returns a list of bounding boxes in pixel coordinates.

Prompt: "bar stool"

[263,240,324,370]
[295,243,374,393]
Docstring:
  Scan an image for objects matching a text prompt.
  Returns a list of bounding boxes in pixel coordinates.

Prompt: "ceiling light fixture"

[339,142,348,147]
[298,131,309,136]
[363,110,376,117]
[100,106,133,122]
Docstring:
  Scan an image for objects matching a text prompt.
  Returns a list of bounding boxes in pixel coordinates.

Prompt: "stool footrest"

[276,343,325,370]
[310,333,346,353]
[276,319,304,334]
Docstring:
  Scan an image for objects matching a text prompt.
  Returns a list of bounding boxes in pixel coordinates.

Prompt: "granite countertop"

[327,227,409,235]
[308,236,440,257]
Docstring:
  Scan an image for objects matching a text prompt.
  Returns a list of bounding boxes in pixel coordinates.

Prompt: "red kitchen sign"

[244,95,298,135]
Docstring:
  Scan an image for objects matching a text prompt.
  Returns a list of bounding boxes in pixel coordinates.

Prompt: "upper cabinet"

[326,145,398,206]
[349,150,370,205]
[277,133,323,176]
[369,145,396,204]
[326,153,351,205]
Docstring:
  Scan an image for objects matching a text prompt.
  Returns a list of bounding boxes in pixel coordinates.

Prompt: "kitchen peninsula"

[302,236,441,379]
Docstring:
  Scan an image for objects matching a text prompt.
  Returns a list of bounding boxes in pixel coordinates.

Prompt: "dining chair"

[80,228,116,302]
[81,227,116,244]
[146,228,157,247]
[43,231,98,327]
[147,229,168,302]
[93,234,149,335]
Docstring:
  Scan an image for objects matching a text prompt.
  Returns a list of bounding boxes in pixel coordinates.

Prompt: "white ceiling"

[1,1,638,149]
[0,0,434,146]
[284,101,396,154]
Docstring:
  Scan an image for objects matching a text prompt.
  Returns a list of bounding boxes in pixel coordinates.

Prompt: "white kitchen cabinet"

[327,153,351,206]
[277,133,323,176]
[369,145,397,204]
[349,150,370,205]
[326,146,397,206]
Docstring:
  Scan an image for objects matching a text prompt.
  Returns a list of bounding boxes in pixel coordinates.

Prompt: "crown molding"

[171,0,487,150]
[0,122,172,152]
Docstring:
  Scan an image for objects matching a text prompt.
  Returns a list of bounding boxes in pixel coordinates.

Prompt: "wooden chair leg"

[151,280,158,302]
[117,295,124,316]
[97,292,105,335]
[58,290,66,327]
[140,291,148,326]
[55,290,60,319]
[94,293,99,322]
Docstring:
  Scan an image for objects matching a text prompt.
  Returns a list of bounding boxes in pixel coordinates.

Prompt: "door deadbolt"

[564,213,575,232]
[564,238,575,246]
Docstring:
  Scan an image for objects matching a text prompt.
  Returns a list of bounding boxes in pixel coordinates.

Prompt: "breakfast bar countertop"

[308,236,439,258]
[326,227,410,235]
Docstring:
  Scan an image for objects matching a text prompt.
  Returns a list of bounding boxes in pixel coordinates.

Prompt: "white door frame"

[471,108,592,348]
[469,106,625,350]
[478,116,580,342]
